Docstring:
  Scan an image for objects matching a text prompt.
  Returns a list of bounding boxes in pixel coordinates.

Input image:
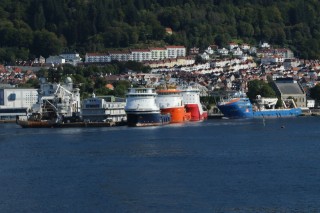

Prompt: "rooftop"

[275,82,304,95]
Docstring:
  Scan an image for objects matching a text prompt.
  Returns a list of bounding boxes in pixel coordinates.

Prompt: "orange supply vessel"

[156,89,191,123]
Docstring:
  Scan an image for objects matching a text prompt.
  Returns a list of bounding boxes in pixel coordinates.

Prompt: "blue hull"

[218,98,302,119]
[253,108,302,118]
[126,111,171,127]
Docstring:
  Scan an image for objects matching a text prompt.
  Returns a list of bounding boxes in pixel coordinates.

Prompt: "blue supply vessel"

[217,92,302,119]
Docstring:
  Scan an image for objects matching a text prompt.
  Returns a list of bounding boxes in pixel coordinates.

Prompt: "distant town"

[1,41,319,121]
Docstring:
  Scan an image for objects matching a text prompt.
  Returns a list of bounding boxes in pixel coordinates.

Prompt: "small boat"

[217,91,302,119]
[125,87,171,127]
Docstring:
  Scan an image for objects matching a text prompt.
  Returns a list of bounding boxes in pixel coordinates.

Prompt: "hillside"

[0,0,320,63]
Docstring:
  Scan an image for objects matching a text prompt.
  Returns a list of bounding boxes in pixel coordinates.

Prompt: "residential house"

[261,55,285,64]
[46,56,65,65]
[241,43,251,51]
[228,42,238,50]
[165,28,173,35]
[205,45,218,55]
[231,48,243,57]
[189,47,199,55]
[217,48,229,56]
[33,56,45,64]
[274,48,294,59]
[200,52,210,60]
[256,49,274,58]
[283,59,300,69]
[60,52,82,65]
[260,42,270,48]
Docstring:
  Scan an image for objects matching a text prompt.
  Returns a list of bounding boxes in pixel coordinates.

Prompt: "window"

[0,91,3,105]
[8,93,16,101]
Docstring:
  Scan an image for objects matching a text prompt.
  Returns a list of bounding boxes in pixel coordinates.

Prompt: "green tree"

[247,79,276,101]
[113,80,130,97]
[33,3,46,30]
[32,30,63,57]
[310,84,320,104]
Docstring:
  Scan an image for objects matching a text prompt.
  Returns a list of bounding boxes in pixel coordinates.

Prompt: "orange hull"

[161,106,191,123]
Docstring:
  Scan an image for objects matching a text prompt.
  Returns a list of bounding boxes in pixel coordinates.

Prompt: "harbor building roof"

[275,83,304,95]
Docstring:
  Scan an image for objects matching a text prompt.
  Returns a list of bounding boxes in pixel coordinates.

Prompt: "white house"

[60,52,82,65]
[211,59,231,68]
[200,52,210,60]
[274,48,294,59]
[217,48,229,56]
[231,48,243,57]
[46,56,65,65]
[205,45,218,55]
[260,42,270,48]
[229,42,239,50]
[261,55,285,64]
[283,59,300,69]
[241,43,251,51]
[307,99,315,108]
[34,56,45,64]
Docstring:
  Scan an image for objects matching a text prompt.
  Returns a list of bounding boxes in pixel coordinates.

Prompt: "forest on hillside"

[0,0,320,63]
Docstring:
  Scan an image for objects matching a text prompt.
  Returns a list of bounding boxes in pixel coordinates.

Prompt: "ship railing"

[218,91,246,104]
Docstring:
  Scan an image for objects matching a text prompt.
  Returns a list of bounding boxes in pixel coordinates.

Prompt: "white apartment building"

[166,46,186,58]
[85,46,187,63]
[150,48,167,60]
[109,51,132,62]
[131,49,151,62]
[85,53,111,63]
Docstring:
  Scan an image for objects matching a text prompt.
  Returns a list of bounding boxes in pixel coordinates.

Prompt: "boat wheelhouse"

[180,86,208,121]
[156,88,191,123]
[125,88,170,127]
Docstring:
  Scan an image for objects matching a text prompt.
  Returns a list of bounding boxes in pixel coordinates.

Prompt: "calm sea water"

[1,117,320,212]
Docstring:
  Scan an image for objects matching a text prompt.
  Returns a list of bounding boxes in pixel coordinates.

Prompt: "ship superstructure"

[19,77,81,123]
[156,88,190,123]
[180,86,208,121]
[81,94,126,123]
[125,87,170,127]
[217,91,302,118]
